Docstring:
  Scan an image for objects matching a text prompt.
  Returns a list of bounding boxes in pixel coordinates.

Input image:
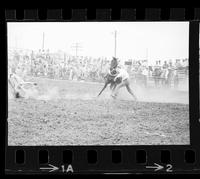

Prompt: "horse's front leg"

[97,82,109,97]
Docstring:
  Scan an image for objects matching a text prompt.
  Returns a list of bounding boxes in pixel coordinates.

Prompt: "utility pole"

[71,43,82,57]
[114,30,117,57]
[15,37,17,49]
[42,32,45,50]
[146,48,148,65]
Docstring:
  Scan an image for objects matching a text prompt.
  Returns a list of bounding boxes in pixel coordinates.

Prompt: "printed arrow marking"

[40,164,59,172]
[146,163,164,171]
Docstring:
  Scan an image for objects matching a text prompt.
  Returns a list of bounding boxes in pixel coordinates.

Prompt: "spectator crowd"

[127,59,188,88]
[8,48,189,89]
[8,49,111,82]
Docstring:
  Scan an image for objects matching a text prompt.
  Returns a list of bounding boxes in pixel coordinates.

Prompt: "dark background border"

[1,8,200,174]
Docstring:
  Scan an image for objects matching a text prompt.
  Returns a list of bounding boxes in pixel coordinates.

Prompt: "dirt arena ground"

[8,77,190,145]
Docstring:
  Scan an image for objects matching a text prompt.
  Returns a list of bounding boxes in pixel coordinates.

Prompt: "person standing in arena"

[111,67,137,100]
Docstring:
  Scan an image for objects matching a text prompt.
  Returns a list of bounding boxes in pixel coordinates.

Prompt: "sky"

[7,22,189,64]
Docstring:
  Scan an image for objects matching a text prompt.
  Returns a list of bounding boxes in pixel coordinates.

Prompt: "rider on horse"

[97,57,121,97]
[98,57,137,101]
[108,57,137,100]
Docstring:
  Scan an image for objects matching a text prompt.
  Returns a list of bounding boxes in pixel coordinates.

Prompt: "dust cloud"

[96,83,189,104]
[132,85,189,104]
[8,86,60,101]
[8,79,189,105]
[35,87,59,100]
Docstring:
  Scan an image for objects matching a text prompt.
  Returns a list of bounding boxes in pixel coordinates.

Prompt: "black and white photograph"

[7,22,189,145]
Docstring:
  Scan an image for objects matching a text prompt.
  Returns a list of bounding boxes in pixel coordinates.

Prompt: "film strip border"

[2,8,200,21]
[6,146,200,174]
[3,8,200,174]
